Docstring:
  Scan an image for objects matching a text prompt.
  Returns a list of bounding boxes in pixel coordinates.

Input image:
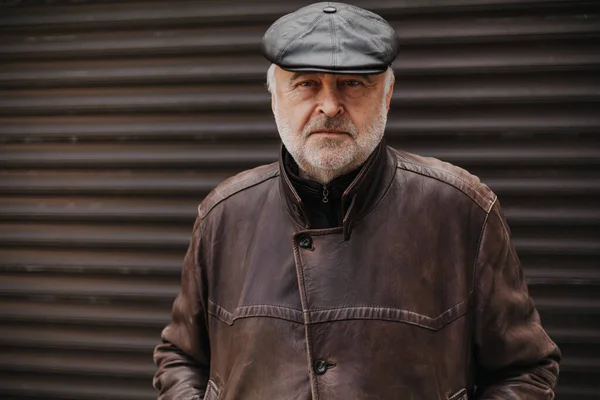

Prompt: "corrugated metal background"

[0,1,598,399]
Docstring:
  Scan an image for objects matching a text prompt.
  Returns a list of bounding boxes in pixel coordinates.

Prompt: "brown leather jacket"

[154,142,560,400]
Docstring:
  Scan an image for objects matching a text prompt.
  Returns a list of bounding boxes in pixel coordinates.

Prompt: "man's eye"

[298,81,315,87]
[343,80,362,87]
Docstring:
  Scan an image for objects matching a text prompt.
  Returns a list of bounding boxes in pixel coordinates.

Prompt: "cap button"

[323,6,336,13]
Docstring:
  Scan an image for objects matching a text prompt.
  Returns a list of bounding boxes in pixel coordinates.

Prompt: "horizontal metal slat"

[526,267,600,285]
[0,171,225,195]
[0,86,269,115]
[0,114,279,140]
[390,10,600,43]
[0,0,291,28]
[0,222,190,249]
[0,197,197,223]
[483,177,600,195]
[392,72,600,104]
[560,356,600,372]
[385,105,600,132]
[0,273,179,301]
[0,27,262,59]
[0,300,170,327]
[0,143,278,168]
[0,373,155,400]
[503,207,600,225]
[546,327,600,344]
[0,0,584,29]
[0,356,156,394]
[0,57,269,87]
[534,297,600,313]
[513,237,600,255]
[393,40,600,74]
[0,248,185,275]
[0,324,160,352]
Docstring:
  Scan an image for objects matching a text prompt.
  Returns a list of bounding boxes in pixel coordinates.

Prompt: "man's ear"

[385,77,395,111]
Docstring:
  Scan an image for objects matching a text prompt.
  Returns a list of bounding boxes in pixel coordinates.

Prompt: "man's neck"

[297,161,362,185]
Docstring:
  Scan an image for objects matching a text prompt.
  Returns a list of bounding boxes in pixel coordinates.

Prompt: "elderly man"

[153,2,560,399]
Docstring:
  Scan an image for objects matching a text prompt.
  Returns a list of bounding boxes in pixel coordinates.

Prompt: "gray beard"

[274,103,388,184]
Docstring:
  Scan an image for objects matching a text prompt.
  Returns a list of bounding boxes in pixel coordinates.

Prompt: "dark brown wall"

[0,1,599,399]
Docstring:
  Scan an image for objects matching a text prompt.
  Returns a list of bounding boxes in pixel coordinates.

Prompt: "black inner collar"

[283,150,361,229]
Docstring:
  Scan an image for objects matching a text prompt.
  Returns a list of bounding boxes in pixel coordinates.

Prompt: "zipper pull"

[322,185,329,203]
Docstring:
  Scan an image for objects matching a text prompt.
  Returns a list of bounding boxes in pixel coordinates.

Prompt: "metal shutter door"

[0,1,599,399]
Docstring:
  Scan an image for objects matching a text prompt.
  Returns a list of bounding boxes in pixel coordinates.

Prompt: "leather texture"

[203,380,220,400]
[153,142,561,399]
[260,2,400,74]
[448,388,468,400]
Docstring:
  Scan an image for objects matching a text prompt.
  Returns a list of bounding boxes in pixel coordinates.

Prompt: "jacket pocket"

[447,388,467,400]
[203,380,220,400]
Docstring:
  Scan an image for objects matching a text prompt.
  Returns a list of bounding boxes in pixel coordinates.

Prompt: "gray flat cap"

[261,2,400,74]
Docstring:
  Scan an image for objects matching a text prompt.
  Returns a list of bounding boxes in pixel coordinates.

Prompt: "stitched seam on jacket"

[471,198,494,332]
[198,165,279,220]
[396,160,496,213]
[447,387,468,400]
[207,301,304,325]
[472,199,494,299]
[210,301,302,312]
[400,160,491,207]
[308,302,467,327]
[207,380,220,397]
[209,301,464,318]
[207,301,469,331]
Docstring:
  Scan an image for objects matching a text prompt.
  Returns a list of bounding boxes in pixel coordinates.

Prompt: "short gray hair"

[266,64,395,97]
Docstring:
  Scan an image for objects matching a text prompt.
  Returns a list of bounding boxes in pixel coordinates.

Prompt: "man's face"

[271,66,393,182]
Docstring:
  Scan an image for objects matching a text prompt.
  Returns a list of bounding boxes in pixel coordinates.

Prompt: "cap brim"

[277,64,388,75]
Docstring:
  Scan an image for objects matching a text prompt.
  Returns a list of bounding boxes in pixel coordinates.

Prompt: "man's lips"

[309,130,348,135]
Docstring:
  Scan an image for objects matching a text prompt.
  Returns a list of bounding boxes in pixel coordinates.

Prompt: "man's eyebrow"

[340,74,375,83]
[287,72,374,84]
[362,75,375,83]
[289,72,310,82]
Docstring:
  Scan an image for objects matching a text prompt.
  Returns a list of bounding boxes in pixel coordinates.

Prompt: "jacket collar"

[279,139,397,240]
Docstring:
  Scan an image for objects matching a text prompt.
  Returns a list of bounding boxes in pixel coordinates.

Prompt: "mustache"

[303,116,358,137]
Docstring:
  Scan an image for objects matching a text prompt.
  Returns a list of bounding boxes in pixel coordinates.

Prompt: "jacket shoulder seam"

[396,156,496,213]
[198,163,279,220]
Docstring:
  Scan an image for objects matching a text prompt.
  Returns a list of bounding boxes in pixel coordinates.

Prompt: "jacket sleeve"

[473,200,561,399]
[153,216,211,400]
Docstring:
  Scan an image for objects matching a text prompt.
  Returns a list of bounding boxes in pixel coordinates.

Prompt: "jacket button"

[314,360,328,375]
[298,235,312,249]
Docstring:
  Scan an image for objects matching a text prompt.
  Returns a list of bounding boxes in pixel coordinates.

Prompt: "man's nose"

[316,88,344,117]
